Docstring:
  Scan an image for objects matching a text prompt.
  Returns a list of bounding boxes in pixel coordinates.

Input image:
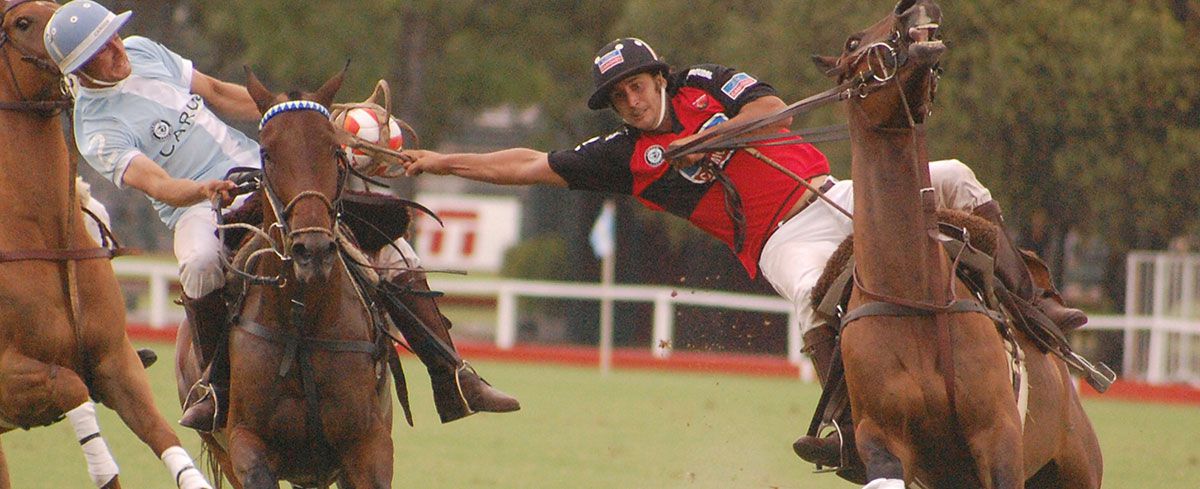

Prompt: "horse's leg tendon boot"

[387,273,520,423]
[972,201,1087,331]
[179,291,230,431]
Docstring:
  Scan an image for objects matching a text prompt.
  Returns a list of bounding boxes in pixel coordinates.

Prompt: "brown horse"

[176,69,394,488]
[0,2,211,488]
[812,1,1102,487]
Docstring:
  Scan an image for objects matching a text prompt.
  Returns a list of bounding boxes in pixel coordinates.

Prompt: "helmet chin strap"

[75,71,122,88]
[652,80,668,130]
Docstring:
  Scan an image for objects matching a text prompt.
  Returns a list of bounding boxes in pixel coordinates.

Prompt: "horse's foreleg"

[855,417,909,489]
[964,414,1024,489]
[335,427,393,489]
[228,427,278,489]
[0,349,123,487]
[88,344,212,489]
[1047,399,1103,489]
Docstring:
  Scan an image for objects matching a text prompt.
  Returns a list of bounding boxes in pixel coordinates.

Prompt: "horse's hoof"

[137,348,158,369]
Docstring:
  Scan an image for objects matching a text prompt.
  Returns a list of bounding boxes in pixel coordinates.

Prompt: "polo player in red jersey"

[403,37,1087,470]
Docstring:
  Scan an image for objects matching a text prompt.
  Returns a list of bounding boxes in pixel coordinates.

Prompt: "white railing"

[111,254,1200,384]
[110,258,805,369]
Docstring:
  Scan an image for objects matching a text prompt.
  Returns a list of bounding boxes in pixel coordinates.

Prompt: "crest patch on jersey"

[596,48,624,74]
[692,94,710,110]
[644,145,665,168]
[151,120,171,140]
[721,72,757,100]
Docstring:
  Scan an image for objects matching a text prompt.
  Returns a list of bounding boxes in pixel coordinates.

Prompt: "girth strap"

[841,299,1004,327]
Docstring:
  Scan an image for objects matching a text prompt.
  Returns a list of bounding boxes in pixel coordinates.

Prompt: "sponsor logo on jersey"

[692,94,709,110]
[596,48,624,74]
[151,120,171,140]
[687,68,714,80]
[644,145,665,168]
[721,72,757,100]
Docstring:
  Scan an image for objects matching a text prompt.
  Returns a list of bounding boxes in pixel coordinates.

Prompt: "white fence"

[111,258,803,359]
[112,252,1200,385]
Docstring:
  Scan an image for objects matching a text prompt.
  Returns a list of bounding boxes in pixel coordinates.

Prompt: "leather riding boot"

[972,201,1087,331]
[179,292,230,431]
[388,273,520,423]
[792,324,847,468]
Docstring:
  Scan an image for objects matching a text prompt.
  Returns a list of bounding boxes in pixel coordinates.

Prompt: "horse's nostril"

[292,242,309,259]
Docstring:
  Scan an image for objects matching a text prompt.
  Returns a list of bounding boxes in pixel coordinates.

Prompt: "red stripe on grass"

[128,324,1200,404]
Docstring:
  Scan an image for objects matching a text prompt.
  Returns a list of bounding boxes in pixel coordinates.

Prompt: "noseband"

[257,100,350,258]
[0,0,71,115]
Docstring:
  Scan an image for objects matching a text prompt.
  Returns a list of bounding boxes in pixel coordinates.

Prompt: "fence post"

[496,284,516,350]
[652,292,673,358]
[1147,254,1168,383]
[149,271,168,329]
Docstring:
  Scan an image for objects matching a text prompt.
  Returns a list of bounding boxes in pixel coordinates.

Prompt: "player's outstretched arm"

[404,148,568,187]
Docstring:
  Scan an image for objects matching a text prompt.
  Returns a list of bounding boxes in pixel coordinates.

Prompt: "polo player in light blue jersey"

[46,0,517,434]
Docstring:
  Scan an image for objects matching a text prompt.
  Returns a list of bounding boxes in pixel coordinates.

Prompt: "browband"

[259,100,330,130]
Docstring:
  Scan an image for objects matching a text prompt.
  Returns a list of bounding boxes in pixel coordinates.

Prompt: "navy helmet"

[587,37,668,110]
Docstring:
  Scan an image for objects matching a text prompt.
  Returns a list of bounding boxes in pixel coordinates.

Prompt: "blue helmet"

[43,1,131,74]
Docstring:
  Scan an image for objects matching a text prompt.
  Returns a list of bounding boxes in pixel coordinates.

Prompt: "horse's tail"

[200,440,224,489]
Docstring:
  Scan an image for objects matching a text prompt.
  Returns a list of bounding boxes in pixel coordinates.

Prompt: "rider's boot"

[179,291,229,432]
[387,273,520,423]
[973,201,1088,332]
[792,323,847,468]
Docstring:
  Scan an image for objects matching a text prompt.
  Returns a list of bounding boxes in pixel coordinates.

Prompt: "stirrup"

[181,381,221,431]
[810,419,848,473]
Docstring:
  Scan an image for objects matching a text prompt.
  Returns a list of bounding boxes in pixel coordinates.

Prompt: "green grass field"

[3,342,1198,488]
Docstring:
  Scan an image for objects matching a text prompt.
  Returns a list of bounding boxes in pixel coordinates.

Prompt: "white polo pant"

[758,159,993,333]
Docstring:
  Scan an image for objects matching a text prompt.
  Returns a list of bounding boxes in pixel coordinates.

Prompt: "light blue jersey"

[73,36,260,228]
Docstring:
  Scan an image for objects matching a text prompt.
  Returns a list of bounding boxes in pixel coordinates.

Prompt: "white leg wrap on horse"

[862,478,906,489]
[65,402,119,487]
[161,446,213,489]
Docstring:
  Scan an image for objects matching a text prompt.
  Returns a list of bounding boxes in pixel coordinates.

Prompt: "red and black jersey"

[548,64,830,277]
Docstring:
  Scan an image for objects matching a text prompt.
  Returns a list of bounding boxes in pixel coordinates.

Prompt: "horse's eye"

[846,38,861,51]
[14,18,31,31]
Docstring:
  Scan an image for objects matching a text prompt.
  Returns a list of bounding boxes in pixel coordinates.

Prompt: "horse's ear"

[313,62,348,109]
[811,55,842,78]
[244,66,276,115]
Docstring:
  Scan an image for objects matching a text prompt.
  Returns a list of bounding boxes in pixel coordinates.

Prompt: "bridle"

[223,100,351,287]
[0,0,71,115]
[663,26,940,160]
[258,101,350,252]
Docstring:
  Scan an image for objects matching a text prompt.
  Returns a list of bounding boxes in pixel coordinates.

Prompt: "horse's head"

[0,1,66,106]
[812,0,945,129]
[246,67,347,286]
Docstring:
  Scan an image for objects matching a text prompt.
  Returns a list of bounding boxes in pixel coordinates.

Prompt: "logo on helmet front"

[595,47,624,74]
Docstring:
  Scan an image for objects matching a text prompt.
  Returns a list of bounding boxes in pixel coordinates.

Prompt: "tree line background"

[88,0,1200,353]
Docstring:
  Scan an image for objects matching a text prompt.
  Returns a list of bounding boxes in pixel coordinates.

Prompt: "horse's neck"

[847,105,947,303]
[0,111,75,247]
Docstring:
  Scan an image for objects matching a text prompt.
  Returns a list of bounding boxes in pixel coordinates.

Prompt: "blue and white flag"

[589,201,615,259]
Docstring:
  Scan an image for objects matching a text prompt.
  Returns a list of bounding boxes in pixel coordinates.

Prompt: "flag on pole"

[589,200,615,259]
